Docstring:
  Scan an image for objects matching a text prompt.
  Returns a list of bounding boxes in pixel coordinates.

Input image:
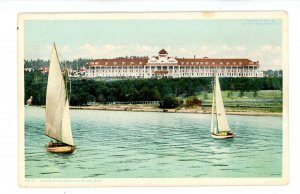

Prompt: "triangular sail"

[214,72,230,132]
[45,45,74,146]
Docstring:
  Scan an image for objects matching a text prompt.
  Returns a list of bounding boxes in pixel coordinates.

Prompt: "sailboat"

[44,44,76,153]
[210,70,235,139]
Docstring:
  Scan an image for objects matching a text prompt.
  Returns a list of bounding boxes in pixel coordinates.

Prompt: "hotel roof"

[86,57,149,67]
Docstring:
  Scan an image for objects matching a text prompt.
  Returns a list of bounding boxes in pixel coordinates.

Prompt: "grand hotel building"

[85,49,263,78]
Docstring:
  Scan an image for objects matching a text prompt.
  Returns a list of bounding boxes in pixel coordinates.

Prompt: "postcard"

[18,11,288,187]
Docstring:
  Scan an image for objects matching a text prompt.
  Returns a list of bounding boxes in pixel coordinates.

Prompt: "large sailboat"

[45,44,76,153]
[210,71,235,139]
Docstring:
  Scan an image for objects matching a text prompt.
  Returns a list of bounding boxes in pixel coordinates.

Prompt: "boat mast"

[54,43,69,101]
[210,76,215,133]
[69,63,72,102]
[211,70,220,134]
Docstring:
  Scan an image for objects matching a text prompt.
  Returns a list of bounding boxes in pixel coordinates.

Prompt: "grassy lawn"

[199,90,282,101]
[199,90,282,113]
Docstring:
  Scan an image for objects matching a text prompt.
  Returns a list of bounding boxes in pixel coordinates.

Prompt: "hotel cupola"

[158,49,168,57]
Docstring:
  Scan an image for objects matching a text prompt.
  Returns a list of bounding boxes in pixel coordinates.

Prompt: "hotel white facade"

[85,49,263,78]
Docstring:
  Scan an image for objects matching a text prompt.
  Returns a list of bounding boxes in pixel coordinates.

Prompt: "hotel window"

[95,62,99,65]
[200,62,204,65]
[196,62,199,65]
[212,62,215,65]
[186,62,189,65]
[191,62,194,65]
[226,62,230,65]
[181,62,184,65]
[205,62,209,65]
[105,62,108,65]
[233,62,236,65]
[130,62,134,65]
[139,62,142,65]
[122,62,125,65]
[220,62,223,65]
[113,62,117,65]
[239,62,242,65]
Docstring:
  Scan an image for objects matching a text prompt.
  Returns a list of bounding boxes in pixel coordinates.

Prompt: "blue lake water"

[24,106,282,178]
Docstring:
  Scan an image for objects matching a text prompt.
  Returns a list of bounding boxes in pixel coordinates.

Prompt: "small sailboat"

[210,71,235,139]
[26,96,33,106]
[44,44,76,153]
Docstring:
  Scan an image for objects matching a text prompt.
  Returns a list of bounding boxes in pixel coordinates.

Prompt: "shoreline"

[67,105,282,116]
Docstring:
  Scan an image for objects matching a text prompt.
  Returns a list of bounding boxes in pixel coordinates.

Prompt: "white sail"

[45,45,74,146]
[214,72,230,132]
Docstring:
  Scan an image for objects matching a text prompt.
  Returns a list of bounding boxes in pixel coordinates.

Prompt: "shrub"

[203,92,208,100]
[253,90,258,97]
[227,91,233,98]
[239,90,245,98]
[160,97,183,109]
[186,96,201,108]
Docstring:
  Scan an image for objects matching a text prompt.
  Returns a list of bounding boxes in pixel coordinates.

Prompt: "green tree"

[151,88,161,101]
[203,92,208,100]
[160,97,183,109]
[239,90,245,98]
[24,71,47,105]
[87,95,96,103]
[227,91,232,98]
[140,86,152,101]
[97,94,106,102]
[253,90,258,98]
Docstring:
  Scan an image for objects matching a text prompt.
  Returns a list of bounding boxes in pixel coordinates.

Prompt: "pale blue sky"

[24,19,283,70]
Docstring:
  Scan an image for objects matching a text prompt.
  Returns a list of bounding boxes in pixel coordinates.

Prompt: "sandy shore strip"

[69,105,282,116]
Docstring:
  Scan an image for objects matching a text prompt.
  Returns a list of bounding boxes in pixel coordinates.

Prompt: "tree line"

[24,71,282,106]
[24,58,91,70]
